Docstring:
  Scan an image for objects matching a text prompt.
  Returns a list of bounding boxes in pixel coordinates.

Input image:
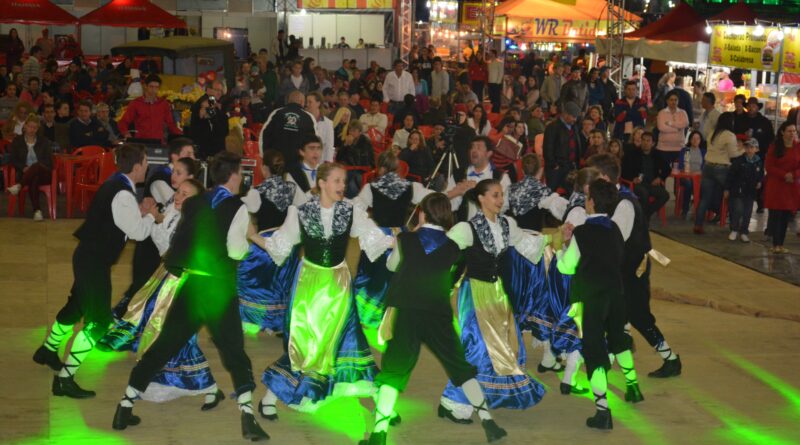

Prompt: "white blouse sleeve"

[264,205,302,266]
[150,180,174,205]
[565,206,588,228]
[500,173,512,214]
[351,204,394,262]
[292,185,308,207]
[151,207,179,256]
[507,216,548,264]
[446,222,474,250]
[411,182,433,204]
[540,192,568,220]
[446,175,463,211]
[352,183,373,210]
[241,188,262,213]
[612,199,635,242]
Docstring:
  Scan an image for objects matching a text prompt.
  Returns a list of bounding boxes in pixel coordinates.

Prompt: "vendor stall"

[0,0,78,64]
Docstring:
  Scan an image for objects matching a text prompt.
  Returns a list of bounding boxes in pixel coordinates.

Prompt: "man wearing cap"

[742,97,774,156]
[543,102,584,191]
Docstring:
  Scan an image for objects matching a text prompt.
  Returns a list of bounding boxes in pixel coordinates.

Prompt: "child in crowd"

[724,138,763,242]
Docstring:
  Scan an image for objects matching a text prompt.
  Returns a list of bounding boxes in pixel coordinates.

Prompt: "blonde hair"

[310,162,345,196]
[24,113,41,127]
[332,107,352,141]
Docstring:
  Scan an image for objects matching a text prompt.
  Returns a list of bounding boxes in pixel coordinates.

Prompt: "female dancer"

[238,150,307,334]
[99,179,224,408]
[440,179,548,421]
[254,163,395,419]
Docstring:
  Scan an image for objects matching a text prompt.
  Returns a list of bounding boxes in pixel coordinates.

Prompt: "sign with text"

[505,17,603,42]
[461,2,483,27]
[709,25,783,71]
[298,0,395,8]
[782,28,800,74]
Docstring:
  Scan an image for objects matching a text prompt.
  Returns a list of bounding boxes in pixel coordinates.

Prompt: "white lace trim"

[264,229,295,266]
[514,231,546,264]
[541,192,567,220]
[359,229,394,263]
[140,382,217,403]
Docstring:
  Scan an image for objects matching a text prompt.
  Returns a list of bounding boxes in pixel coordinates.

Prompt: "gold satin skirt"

[468,278,524,376]
[287,259,353,376]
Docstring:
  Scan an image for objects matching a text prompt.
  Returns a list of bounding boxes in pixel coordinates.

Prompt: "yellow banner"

[505,17,604,42]
[461,2,483,27]
[709,25,783,71]
[783,28,800,74]
[298,0,394,8]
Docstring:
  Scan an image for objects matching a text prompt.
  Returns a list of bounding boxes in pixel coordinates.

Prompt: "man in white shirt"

[34,144,158,399]
[359,99,388,134]
[430,57,450,100]
[446,136,511,220]
[486,50,504,113]
[306,92,335,163]
[698,92,720,139]
[382,59,415,116]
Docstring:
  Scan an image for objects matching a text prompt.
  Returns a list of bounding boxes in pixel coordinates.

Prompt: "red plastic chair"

[397,160,410,178]
[3,162,58,219]
[619,178,667,226]
[367,128,387,155]
[487,112,502,129]
[244,141,260,158]
[361,169,378,187]
[75,151,117,212]
[514,158,524,182]
[418,125,434,139]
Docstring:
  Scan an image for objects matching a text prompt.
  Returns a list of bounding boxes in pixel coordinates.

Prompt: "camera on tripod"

[206,96,218,118]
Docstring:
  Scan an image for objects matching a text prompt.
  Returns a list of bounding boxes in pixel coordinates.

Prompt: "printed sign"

[709,25,783,72]
[298,0,395,9]
[505,17,604,42]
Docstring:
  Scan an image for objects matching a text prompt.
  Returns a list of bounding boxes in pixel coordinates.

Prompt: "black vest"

[453,167,505,222]
[165,188,243,279]
[618,187,652,273]
[385,230,461,315]
[73,173,134,264]
[371,184,413,228]
[515,207,547,231]
[569,219,625,304]
[287,163,312,193]
[143,165,172,201]
[255,197,289,231]
[463,219,508,283]
[299,203,354,267]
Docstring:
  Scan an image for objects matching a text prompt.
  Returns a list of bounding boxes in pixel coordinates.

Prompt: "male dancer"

[111,151,268,440]
[558,179,643,430]
[362,193,506,445]
[33,144,156,398]
[586,154,682,377]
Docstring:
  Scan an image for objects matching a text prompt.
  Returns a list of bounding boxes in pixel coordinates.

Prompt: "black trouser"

[622,259,664,348]
[768,210,793,247]
[471,81,485,103]
[114,239,161,318]
[633,183,669,218]
[581,290,632,379]
[487,83,502,113]
[56,245,114,340]
[545,166,569,192]
[729,195,755,234]
[376,309,476,392]
[128,273,255,395]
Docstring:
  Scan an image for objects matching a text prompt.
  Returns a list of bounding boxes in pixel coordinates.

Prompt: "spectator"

[452,108,477,168]
[338,120,373,197]
[0,84,19,121]
[392,114,417,153]
[38,103,57,144]
[356,38,365,49]
[22,46,43,88]
[400,129,434,180]
[526,103,546,144]
[630,64,652,107]
[95,102,120,145]
[613,80,648,140]
[560,68,588,111]
[35,29,55,59]
[524,76,540,108]
[422,96,447,126]
[587,105,607,133]
[742,97,774,156]
[335,59,351,82]
[348,68,364,96]
[694,112,743,234]
[393,94,421,128]
[598,67,617,123]
[653,72,675,110]
[691,81,706,123]
[302,58,319,93]
[608,138,623,159]
[763,122,800,254]
[724,138,763,242]
[3,100,34,141]
[430,57,450,101]
[621,131,670,218]
[55,101,72,124]
[411,68,429,101]
[454,81,479,105]
[656,90,690,165]
[138,56,160,75]
[486,51,504,113]
[492,117,522,178]
[118,74,181,142]
[732,94,749,134]
[426,121,448,180]
[672,76,694,126]
[69,100,110,148]
[279,61,310,102]
[579,117,595,152]
[446,135,512,220]
[187,80,228,159]
[514,121,529,155]
[359,98,388,134]
[332,106,353,150]
[7,115,53,221]
[587,68,604,106]
[468,52,488,102]
[383,60,415,115]
[5,29,24,69]
[67,61,93,94]
[348,92,365,119]
[336,36,350,49]
[698,92,720,139]
[543,102,583,191]
[272,30,289,65]
[261,61,279,108]
[716,69,734,92]
[19,77,44,109]
[260,90,316,167]
[418,47,433,88]
[39,69,57,97]
[540,63,564,108]
[468,105,492,136]
[786,88,800,129]
[677,131,706,217]
[583,128,608,161]
[306,92,335,163]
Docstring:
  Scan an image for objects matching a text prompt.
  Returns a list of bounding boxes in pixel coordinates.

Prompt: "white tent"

[595,38,709,65]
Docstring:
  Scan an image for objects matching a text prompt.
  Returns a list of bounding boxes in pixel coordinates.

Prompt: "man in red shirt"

[118,74,182,142]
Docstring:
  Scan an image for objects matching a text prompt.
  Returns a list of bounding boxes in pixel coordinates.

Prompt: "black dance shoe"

[648,356,682,378]
[112,404,141,430]
[201,389,225,411]
[258,400,278,421]
[437,404,473,424]
[560,383,589,395]
[537,362,563,373]
[389,413,402,426]
[586,409,613,430]
[625,383,644,403]
[52,375,95,399]
[33,346,62,371]
[241,412,270,441]
[481,419,507,442]
[358,431,387,445]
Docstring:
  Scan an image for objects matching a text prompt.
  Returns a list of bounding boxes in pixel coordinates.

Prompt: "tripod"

[404,144,460,227]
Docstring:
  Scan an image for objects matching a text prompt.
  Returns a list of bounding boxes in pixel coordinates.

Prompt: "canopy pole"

[774,38,784,126]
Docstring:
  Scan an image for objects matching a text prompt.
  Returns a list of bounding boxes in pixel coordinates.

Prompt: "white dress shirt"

[359,112,388,134]
[446,165,512,219]
[382,70,415,103]
[315,115,336,163]
[613,184,635,242]
[111,174,155,242]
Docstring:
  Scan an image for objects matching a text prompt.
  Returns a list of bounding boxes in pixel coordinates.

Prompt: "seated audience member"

[338,121,374,198]
[359,99,388,134]
[392,114,417,153]
[399,129,434,181]
[69,100,110,148]
[621,131,671,218]
[7,115,53,221]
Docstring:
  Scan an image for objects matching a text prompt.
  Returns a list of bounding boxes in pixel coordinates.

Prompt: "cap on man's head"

[563,102,581,119]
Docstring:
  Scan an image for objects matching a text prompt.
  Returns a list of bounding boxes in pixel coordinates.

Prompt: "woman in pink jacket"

[656,91,690,166]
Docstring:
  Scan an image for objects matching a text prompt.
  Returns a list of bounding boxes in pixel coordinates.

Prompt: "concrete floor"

[0,218,799,445]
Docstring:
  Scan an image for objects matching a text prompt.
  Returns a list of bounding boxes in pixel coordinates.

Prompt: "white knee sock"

[260,389,278,415]
[238,391,254,414]
[120,385,140,408]
[58,328,95,378]
[561,351,582,386]
[44,321,73,352]
[590,368,608,411]
[461,378,492,421]
[656,340,677,361]
[540,340,557,368]
[373,385,399,433]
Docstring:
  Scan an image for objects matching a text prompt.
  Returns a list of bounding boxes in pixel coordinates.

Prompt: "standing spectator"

[716,69,734,92]
[35,29,55,59]
[543,102,583,191]
[20,77,44,109]
[630,64,652,107]
[598,67,618,124]
[359,98,388,134]
[383,60,415,116]
[5,29,24,69]
[587,105,607,133]
[260,90,316,167]
[540,63,564,108]
[279,61,310,103]
[467,105,492,136]
[418,47,433,87]
[430,57,450,101]
[560,68,588,111]
[468,52,488,102]
[694,112,743,234]
[272,30,289,65]
[763,122,800,254]
[732,94,749,134]
[260,61,279,109]
[656,91,690,165]
[613,80,648,140]
[189,80,229,159]
[7,115,53,221]
[698,92,720,139]
[302,58,319,92]
[138,56,160,75]
[691,81,706,124]
[742,97,774,156]
[587,68,604,106]
[306,92,335,163]
[22,46,43,87]
[652,72,675,110]
[672,76,694,126]
[724,138,763,242]
[69,100,110,148]
[621,131,671,218]
[118,75,182,142]
[677,131,706,217]
[486,50,504,113]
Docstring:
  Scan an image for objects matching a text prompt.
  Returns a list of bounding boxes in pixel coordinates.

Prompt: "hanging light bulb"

[705,25,712,34]
[753,24,764,36]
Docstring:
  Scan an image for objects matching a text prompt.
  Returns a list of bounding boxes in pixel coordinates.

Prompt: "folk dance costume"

[352,172,432,335]
[113,185,268,441]
[556,214,642,429]
[616,186,682,377]
[440,212,547,420]
[447,165,511,221]
[362,226,506,445]
[99,203,222,408]
[259,197,394,416]
[34,172,155,398]
[238,176,306,333]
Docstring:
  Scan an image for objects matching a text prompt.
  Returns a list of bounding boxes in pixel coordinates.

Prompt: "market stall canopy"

[654,3,758,43]
[496,0,639,21]
[0,0,78,26]
[79,0,186,29]
[625,1,701,39]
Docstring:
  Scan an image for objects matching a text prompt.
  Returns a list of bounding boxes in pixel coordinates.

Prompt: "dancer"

[255,163,394,419]
[238,149,306,334]
[557,179,643,430]
[352,151,433,337]
[440,179,547,421]
[286,134,324,199]
[112,152,269,441]
[362,193,506,445]
[587,153,682,377]
[33,144,157,398]
[507,154,567,231]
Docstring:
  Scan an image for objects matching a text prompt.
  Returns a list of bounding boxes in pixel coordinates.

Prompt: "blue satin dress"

[503,247,550,340]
